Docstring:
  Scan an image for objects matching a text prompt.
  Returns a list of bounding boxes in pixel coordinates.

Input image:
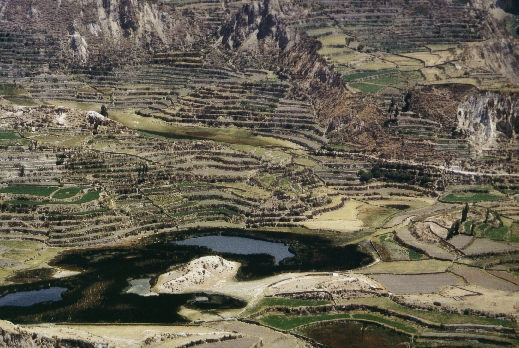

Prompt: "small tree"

[461,203,469,222]
[447,220,460,240]
[100,105,108,117]
[358,169,373,182]
[371,165,381,179]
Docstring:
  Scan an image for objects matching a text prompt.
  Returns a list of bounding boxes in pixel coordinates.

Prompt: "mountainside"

[0,1,519,347]
[0,0,516,188]
[457,91,519,151]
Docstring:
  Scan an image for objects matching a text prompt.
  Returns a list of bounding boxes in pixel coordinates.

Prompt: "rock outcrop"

[0,0,216,65]
[0,320,94,348]
[220,0,343,94]
[457,91,519,151]
[155,256,240,294]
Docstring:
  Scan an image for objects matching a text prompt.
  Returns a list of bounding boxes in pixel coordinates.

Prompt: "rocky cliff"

[457,91,519,151]
[220,0,343,95]
[220,0,388,147]
[465,0,519,81]
[0,0,215,65]
[0,320,93,348]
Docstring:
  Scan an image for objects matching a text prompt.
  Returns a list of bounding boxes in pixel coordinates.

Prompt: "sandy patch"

[439,285,480,298]
[265,273,380,295]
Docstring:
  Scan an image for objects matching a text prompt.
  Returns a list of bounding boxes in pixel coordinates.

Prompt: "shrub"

[358,169,373,182]
[371,165,381,178]
[100,105,108,117]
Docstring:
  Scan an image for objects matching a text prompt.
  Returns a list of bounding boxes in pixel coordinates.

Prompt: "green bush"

[358,169,373,182]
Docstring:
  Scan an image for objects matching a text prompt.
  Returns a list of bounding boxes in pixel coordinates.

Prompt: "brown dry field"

[451,264,519,292]
[369,272,461,294]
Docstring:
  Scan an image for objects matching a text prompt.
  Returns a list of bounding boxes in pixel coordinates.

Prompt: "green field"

[260,313,351,330]
[260,312,418,333]
[0,131,19,139]
[4,96,38,106]
[483,226,509,240]
[441,192,502,203]
[349,82,384,93]
[69,191,99,204]
[343,69,398,82]
[248,297,331,314]
[4,190,99,206]
[53,187,83,199]
[110,111,298,149]
[408,248,425,260]
[0,84,24,96]
[352,313,417,334]
[0,185,57,197]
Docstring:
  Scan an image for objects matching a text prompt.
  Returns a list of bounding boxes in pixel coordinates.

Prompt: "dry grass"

[451,264,519,292]
[302,200,364,232]
[0,240,63,285]
[352,59,396,70]
[462,238,517,256]
[318,33,352,46]
[401,52,453,67]
[361,259,451,274]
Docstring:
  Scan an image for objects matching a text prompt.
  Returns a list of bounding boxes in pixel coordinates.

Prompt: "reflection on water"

[303,321,410,348]
[0,287,67,307]
[126,278,158,297]
[0,228,371,323]
[175,235,294,264]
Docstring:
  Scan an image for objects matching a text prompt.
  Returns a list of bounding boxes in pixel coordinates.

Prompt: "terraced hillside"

[0,0,518,347]
[297,0,515,91]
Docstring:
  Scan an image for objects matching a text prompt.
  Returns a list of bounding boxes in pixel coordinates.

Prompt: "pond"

[0,228,372,323]
[0,287,67,307]
[303,321,410,348]
[174,235,294,264]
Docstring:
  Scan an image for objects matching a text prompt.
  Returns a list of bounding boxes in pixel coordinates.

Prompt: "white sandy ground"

[155,256,240,294]
[154,255,519,321]
[12,320,307,348]
[153,255,382,320]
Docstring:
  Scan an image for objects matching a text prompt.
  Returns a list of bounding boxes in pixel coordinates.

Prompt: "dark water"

[0,228,372,324]
[0,287,67,307]
[175,235,294,264]
[304,321,410,348]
